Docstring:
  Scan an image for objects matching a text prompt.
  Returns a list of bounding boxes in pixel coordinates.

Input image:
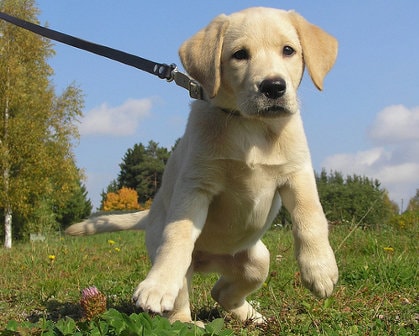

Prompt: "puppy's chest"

[223,163,281,217]
[225,160,282,190]
[197,162,280,252]
[243,139,305,175]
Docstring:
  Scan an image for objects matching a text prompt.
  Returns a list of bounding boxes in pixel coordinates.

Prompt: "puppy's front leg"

[133,192,209,314]
[280,168,338,298]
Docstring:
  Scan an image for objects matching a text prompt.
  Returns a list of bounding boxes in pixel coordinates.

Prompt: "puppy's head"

[179,7,338,118]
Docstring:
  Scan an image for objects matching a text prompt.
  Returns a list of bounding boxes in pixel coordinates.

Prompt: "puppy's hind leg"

[211,240,270,324]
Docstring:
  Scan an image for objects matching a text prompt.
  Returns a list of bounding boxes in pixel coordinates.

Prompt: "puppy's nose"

[259,78,286,99]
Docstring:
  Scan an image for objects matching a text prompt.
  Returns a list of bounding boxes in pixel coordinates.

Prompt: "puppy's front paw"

[298,246,338,298]
[132,279,180,314]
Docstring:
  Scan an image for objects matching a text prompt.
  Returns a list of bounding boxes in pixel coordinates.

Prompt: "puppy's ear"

[179,15,229,98]
[289,11,338,90]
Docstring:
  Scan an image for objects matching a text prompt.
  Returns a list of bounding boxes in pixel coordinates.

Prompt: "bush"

[102,187,141,211]
[390,210,419,231]
[316,170,396,228]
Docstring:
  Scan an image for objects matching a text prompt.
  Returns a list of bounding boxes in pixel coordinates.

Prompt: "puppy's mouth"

[220,105,291,118]
[218,90,296,118]
[257,105,292,117]
[232,89,297,118]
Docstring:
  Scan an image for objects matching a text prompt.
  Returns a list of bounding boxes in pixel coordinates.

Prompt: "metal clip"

[171,67,204,100]
[153,63,176,80]
[188,80,204,100]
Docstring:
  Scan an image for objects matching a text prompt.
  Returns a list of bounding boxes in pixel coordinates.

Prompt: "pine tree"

[56,181,93,230]
[117,141,170,203]
[0,0,85,247]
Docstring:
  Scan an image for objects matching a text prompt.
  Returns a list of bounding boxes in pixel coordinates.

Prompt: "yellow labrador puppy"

[67,7,338,324]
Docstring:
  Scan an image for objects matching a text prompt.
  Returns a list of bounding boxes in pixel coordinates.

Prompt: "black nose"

[259,78,286,99]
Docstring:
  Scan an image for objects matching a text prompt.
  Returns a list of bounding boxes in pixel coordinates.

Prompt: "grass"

[0,224,417,335]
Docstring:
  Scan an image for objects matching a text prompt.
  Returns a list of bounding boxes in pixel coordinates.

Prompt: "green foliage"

[406,189,419,212]
[25,197,58,234]
[274,170,399,229]
[3,310,233,335]
[56,181,93,230]
[390,210,419,231]
[0,0,89,244]
[316,169,396,228]
[109,141,170,204]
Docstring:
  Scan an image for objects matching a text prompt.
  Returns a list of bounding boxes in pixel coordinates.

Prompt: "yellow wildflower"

[48,255,56,262]
[107,239,115,245]
[383,247,394,253]
[114,247,121,252]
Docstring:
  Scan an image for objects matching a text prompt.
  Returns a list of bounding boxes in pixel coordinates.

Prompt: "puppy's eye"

[283,46,295,57]
[232,49,249,60]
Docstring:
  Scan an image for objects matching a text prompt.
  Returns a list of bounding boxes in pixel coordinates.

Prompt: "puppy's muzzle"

[259,77,286,99]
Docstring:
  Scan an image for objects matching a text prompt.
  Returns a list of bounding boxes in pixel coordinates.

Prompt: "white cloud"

[79,98,152,136]
[369,105,419,143]
[323,105,419,205]
[323,147,389,173]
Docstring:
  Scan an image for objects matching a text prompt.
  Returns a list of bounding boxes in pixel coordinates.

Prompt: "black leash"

[0,11,204,100]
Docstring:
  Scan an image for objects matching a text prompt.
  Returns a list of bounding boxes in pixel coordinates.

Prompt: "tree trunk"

[4,207,12,248]
[2,69,12,248]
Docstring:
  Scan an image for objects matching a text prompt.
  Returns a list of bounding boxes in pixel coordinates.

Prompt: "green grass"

[0,225,417,335]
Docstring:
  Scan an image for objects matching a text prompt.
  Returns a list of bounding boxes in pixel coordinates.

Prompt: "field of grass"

[0,224,417,335]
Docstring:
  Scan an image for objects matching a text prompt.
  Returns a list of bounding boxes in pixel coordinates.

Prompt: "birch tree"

[0,0,84,247]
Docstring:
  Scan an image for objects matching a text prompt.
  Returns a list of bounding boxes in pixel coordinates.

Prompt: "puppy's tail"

[65,210,149,236]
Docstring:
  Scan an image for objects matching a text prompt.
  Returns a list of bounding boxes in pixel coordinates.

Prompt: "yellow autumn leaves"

[102,187,152,211]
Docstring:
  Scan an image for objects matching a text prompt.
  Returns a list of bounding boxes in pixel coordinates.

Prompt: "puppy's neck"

[219,108,241,117]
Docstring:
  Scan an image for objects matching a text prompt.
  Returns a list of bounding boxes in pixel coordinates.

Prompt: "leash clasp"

[153,63,204,100]
[170,65,204,100]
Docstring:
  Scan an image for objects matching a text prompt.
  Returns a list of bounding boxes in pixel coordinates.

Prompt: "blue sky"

[35,0,419,210]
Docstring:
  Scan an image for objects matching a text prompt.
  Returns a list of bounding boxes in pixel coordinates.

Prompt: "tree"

[117,143,147,194]
[117,141,170,203]
[102,187,141,211]
[315,169,396,228]
[0,0,85,247]
[56,181,92,230]
[406,189,419,212]
[99,179,119,210]
[389,189,419,231]
[101,141,171,208]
